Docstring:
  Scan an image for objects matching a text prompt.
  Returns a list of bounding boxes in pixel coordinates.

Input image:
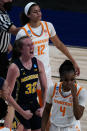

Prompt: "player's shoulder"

[41,20,53,26]
[16,25,27,40]
[52,82,60,92]
[55,82,61,87]
[8,63,19,73]
[76,83,86,95]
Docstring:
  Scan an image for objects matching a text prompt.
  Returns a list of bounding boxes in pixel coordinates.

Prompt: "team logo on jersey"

[34,64,37,68]
[55,86,59,97]
[20,68,24,71]
[34,64,38,71]
[27,30,32,37]
[27,30,31,34]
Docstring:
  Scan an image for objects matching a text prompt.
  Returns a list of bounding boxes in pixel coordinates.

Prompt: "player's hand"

[35,107,44,117]
[22,110,33,120]
[70,82,77,98]
[73,62,80,76]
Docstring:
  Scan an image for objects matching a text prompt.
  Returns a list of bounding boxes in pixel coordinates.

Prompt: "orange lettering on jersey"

[54,99,72,106]
[33,38,49,45]
[60,106,66,116]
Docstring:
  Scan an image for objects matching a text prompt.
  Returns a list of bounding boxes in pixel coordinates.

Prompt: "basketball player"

[41,60,87,131]
[6,36,47,131]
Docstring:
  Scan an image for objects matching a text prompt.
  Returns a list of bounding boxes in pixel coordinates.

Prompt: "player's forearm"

[41,87,47,108]
[51,35,78,66]
[9,25,20,35]
[58,42,76,64]
[7,95,25,116]
[73,96,84,120]
[41,106,50,131]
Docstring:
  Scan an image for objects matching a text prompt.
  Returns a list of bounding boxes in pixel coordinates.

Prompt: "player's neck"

[20,57,32,70]
[62,84,71,92]
[20,56,31,63]
[29,21,41,28]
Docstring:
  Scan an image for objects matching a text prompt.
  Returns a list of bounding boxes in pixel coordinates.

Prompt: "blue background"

[9,6,87,47]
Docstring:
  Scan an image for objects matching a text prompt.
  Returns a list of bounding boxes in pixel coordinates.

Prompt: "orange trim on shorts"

[21,27,30,37]
[44,21,51,37]
[75,125,80,131]
[52,83,57,98]
[37,89,42,107]
[27,22,44,37]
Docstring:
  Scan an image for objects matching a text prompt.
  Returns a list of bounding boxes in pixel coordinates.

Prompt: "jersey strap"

[27,22,44,37]
[21,27,30,37]
[52,83,57,98]
[44,21,51,37]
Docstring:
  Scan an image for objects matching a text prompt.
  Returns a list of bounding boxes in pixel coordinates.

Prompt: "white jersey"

[16,21,56,77]
[0,127,12,131]
[16,21,56,88]
[46,82,87,127]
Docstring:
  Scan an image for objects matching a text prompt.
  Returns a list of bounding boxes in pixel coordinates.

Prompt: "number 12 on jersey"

[38,44,45,55]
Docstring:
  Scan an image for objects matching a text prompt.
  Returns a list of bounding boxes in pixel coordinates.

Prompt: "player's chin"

[30,54,34,58]
[37,16,41,21]
[66,86,71,90]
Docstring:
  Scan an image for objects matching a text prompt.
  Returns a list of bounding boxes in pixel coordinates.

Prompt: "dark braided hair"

[59,60,75,81]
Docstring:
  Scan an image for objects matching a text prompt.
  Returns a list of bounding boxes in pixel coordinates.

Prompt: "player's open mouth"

[30,51,33,54]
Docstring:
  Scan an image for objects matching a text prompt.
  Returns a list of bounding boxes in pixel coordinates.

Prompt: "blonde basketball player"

[41,60,87,131]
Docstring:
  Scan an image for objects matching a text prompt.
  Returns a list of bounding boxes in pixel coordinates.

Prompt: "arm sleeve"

[78,88,87,107]
[0,13,13,32]
[0,77,5,90]
[47,22,56,37]
[46,86,54,104]
[16,29,26,40]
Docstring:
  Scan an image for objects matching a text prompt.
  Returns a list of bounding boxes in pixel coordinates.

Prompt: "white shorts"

[49,121,81,131]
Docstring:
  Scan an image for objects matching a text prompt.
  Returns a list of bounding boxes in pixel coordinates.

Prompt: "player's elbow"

[74,112,83,120]
[75,115,81,120]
